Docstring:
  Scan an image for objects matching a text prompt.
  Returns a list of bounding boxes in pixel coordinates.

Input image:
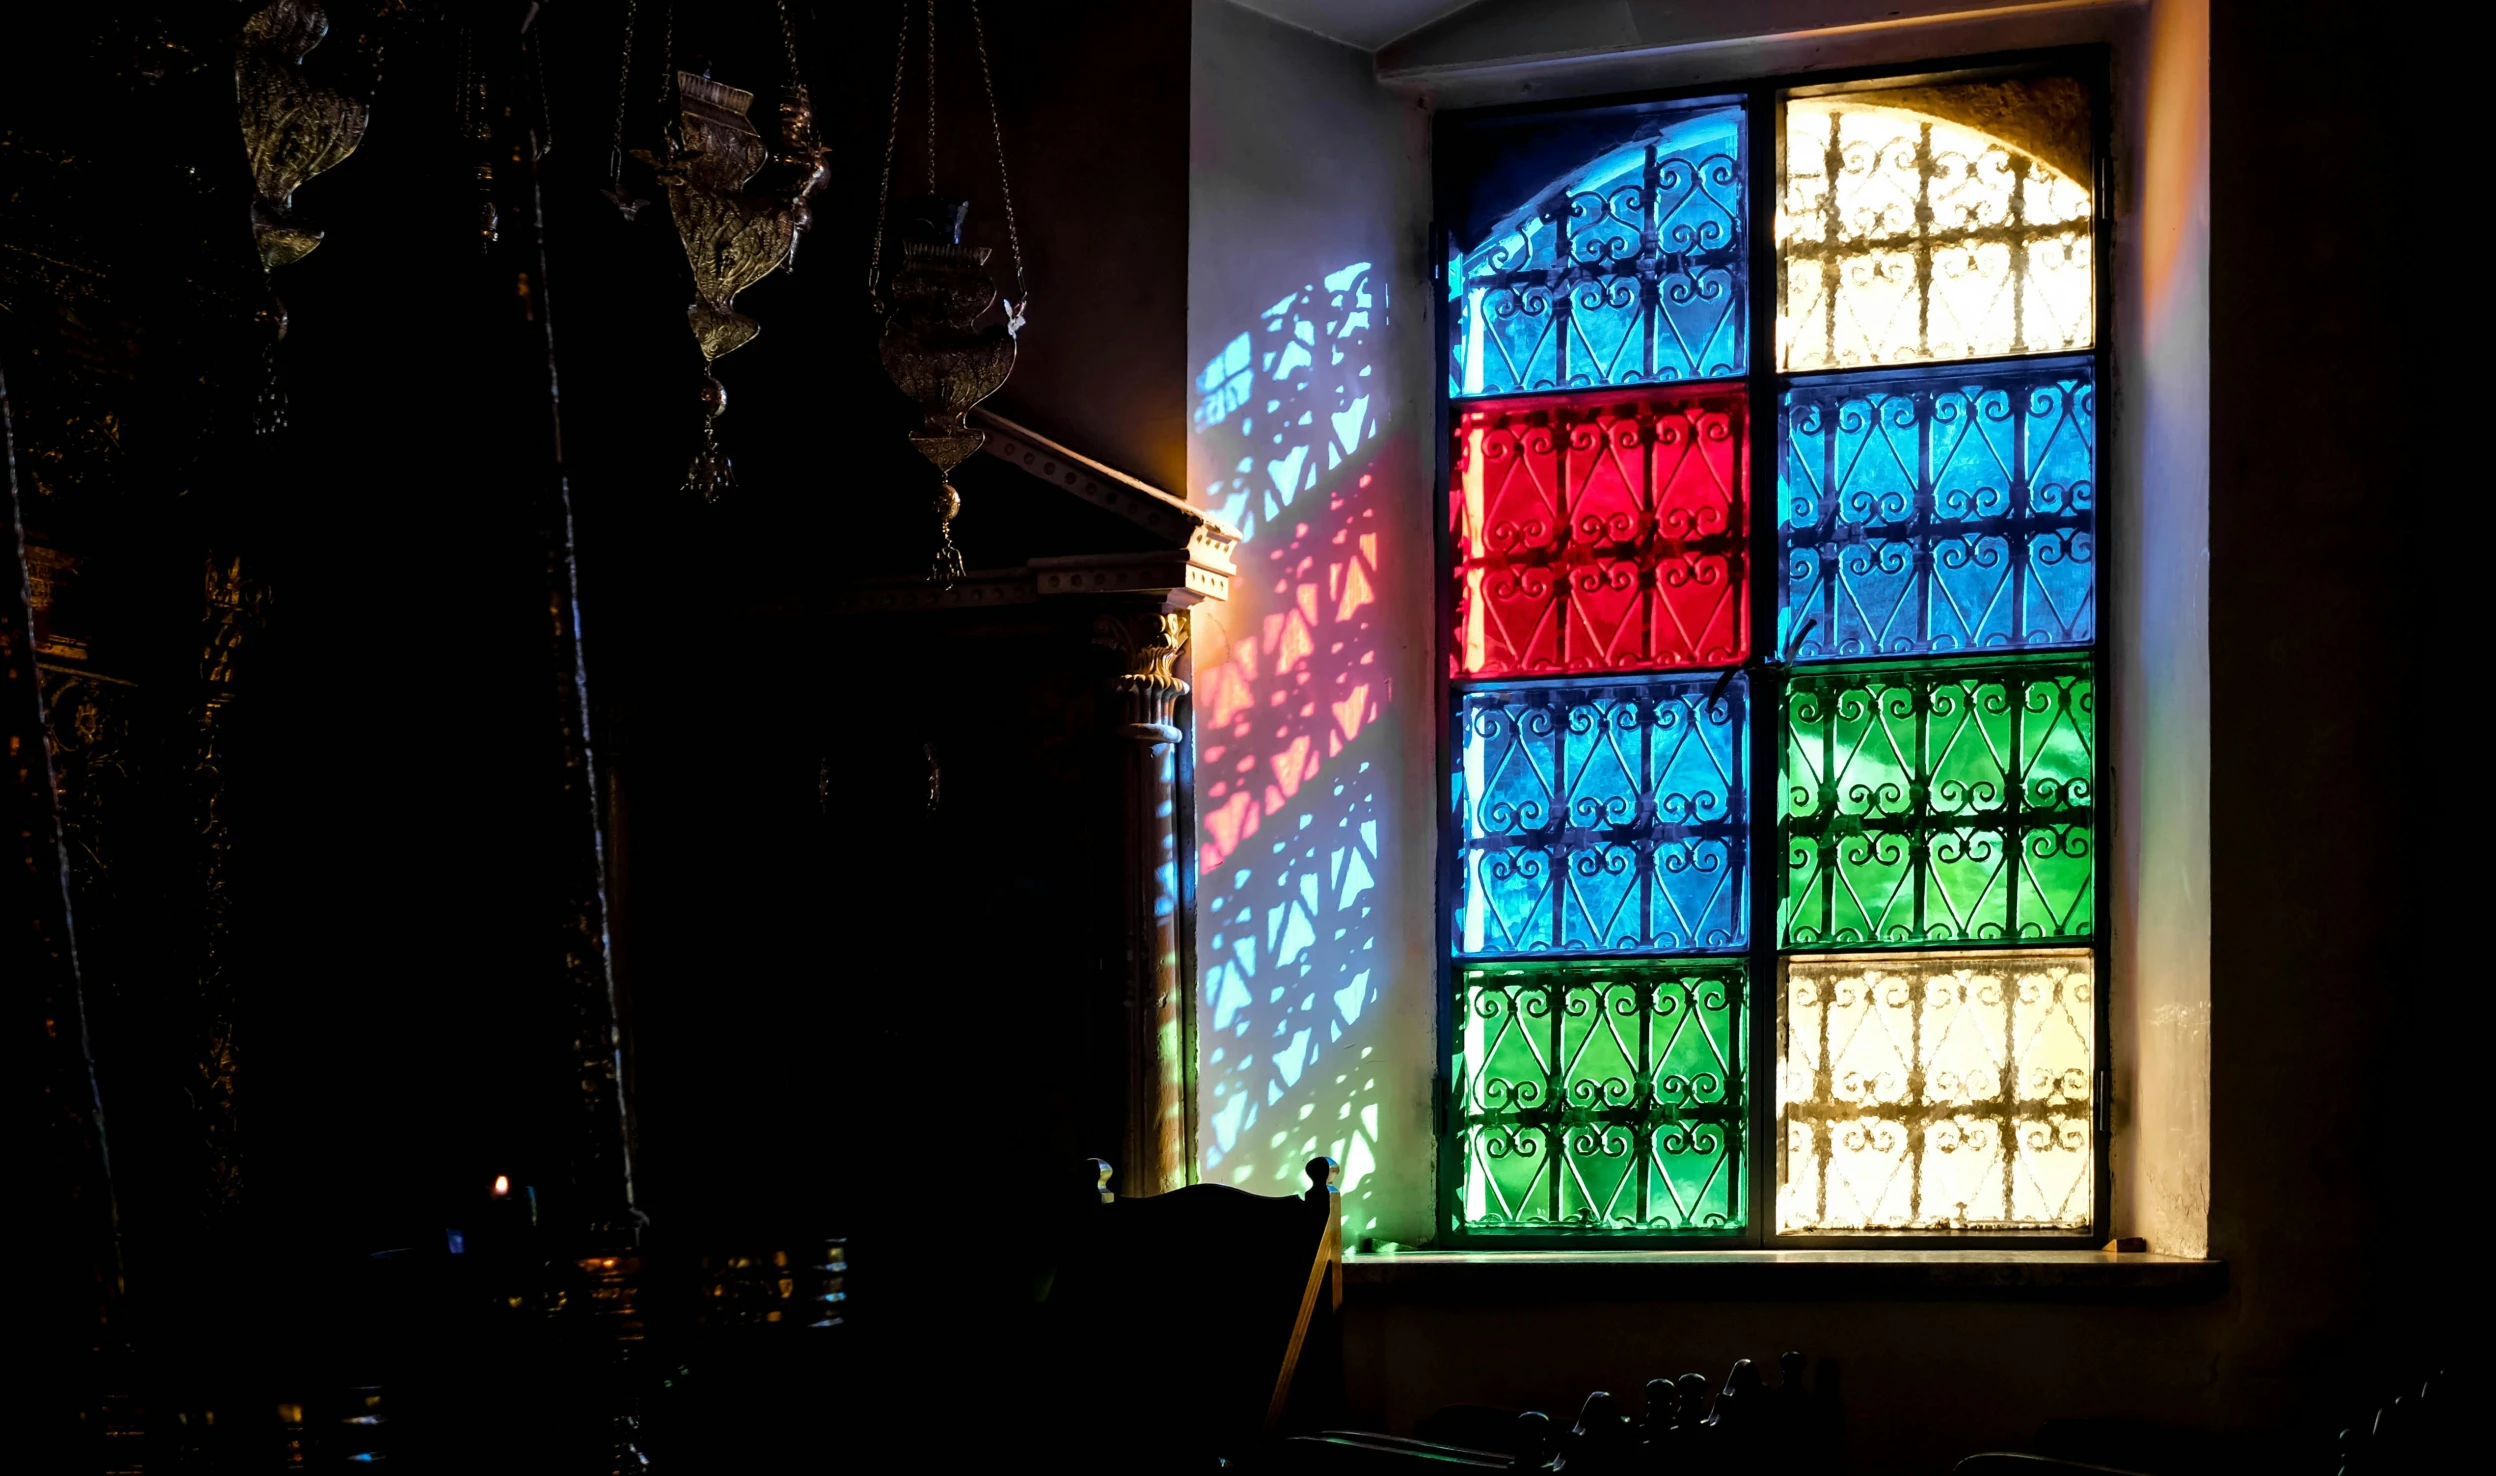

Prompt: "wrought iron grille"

[1781,655,2093,948]
[1457,958,1748,1232]
[1455,674,1750,956]
[1453,387,1750,678]
[1780,359,2094,660]
[1451,106,1747,397]
[1437,62,2106,1245]
[1778,90,2095,371]
[1778,949,2094,1231]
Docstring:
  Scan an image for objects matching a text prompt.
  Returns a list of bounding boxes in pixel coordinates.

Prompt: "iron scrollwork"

[1454,126,1745,395]
[1781,655,2094,948]
[1455,958,1747,1234]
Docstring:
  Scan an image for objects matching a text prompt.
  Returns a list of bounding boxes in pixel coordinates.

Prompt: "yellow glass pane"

[1777,948,2093,1232]
[1780,77,2093,370]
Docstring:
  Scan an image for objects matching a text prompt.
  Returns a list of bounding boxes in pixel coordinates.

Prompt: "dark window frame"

[1430,46,2115,1250]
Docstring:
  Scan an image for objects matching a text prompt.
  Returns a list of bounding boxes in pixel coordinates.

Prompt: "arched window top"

[1459,108,1745,281]
[1778,96,2094,370]
[1448,104,1748,399]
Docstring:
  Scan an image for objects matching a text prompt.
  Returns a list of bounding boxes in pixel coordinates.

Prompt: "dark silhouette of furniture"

[1953,1368,2446,1476]
[1278,1351,1823,1473]
[1036,1155,1344,1471]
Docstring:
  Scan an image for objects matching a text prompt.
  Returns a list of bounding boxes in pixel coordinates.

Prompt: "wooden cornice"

[835,412,1242,614]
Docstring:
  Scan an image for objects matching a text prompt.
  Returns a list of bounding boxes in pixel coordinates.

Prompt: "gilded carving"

[1092,611,1191,734]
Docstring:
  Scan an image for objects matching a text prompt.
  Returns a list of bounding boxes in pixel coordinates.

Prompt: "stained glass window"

[1782,655,2093,948]
[1779,79,2094,371]
[1457,958,1747,1232]
[1453,387,1749,678]
[1439,64,2101,1244]
[1777,949,2094,1231]
[1451,106,1746,398]
[1780,360,2094,660]
[1455,675,1749,957]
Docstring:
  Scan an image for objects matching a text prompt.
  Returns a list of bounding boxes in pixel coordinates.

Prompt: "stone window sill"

[1343,1249,2224,1300]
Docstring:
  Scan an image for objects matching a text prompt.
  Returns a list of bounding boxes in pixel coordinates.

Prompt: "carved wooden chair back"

[1277,1350,1817,1474]
[1037,1155,1343,1468]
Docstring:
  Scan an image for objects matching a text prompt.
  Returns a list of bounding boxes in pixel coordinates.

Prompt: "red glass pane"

[1452,387,1750,678]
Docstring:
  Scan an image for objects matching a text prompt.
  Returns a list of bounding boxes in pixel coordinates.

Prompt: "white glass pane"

[1780,78,2095,370]
[1778,948,2094,1232]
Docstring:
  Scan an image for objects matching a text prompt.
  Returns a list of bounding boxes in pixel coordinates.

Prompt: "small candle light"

[491,1175,510,1199]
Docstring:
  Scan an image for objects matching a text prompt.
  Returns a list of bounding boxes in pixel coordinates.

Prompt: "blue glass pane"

[1451,106,1747,399]
[1779,359,2094,661]
[1455,674,1749,956]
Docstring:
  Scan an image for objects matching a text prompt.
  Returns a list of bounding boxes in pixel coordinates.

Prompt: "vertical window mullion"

[1745,84,1782,1248]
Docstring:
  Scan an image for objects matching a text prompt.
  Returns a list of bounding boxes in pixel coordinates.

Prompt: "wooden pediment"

[837,409,1240,613]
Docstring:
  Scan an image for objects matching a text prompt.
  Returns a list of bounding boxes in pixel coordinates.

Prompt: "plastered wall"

[1186,0,1438,1243]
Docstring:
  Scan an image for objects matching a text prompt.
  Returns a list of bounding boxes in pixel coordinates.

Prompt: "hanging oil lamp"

[627,3,828,501]
[869,0,1029,584]
[236,0,370,432]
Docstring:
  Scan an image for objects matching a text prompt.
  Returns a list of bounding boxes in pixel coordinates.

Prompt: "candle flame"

[491,1175,510,1198]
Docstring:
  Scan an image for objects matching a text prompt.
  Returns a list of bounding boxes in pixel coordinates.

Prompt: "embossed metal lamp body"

[879,201,1018,580]
[646,72,816,500]
[237,0,369,274]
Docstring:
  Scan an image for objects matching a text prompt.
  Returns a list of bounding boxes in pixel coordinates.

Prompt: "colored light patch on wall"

[1781,655,2093,948]
[1452,387,1749,678]
[1777,948,2093,1232]
[1781,359,2094,661]
[1456,674,1749,956]
[1457,958,1747,1234]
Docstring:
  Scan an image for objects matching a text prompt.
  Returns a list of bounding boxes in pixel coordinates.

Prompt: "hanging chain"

[776,0,804,89]
[867,0,912,304]
[656,1,674,106]
[967,0,1026,321]
[922,0,939,197]
[607,0,638,183]
[528,13,555,159]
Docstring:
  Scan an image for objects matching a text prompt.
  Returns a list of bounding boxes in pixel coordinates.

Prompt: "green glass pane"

[1454,958,1747,1235]
[1782,655,2093,947]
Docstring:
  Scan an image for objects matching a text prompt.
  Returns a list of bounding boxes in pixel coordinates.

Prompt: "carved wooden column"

[1094,610,1193,1196]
